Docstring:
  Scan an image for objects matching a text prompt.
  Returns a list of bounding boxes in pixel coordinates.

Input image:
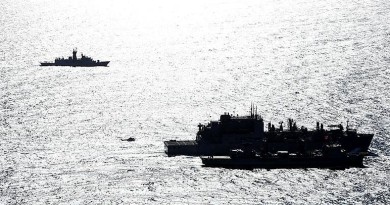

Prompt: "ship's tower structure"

[72,49,77,61]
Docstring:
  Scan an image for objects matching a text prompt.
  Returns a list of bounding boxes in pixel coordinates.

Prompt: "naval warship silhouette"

[40,49,109,67]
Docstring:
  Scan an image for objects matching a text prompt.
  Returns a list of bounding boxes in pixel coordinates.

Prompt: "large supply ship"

[40,49,109,67]
[164,105,374,168]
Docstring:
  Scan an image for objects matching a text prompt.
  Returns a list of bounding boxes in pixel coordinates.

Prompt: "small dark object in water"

[122,137,135,142]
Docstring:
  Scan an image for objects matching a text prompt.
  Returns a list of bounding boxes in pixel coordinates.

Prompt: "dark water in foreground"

[1,0,389,204]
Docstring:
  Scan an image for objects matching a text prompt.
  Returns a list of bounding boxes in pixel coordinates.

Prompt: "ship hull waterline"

[200,155,366,169]
[40,61,110,67]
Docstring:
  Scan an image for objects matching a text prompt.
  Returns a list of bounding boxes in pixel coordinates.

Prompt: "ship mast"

[250,103,253,118]
[72,48,77,60]
[250,103,256,118]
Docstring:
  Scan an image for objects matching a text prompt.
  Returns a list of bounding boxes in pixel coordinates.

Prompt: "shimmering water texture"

[1,0,390,204]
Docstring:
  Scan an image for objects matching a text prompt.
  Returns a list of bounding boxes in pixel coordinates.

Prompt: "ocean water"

[1,0,389,204]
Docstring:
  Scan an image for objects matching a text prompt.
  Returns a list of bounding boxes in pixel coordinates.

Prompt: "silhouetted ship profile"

[164,105,375,169]
[40,49,109,67]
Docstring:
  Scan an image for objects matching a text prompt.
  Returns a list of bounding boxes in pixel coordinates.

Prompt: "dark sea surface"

[1,0,389,204]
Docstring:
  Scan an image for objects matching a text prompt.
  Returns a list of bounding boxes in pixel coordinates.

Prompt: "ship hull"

[201,155,365,169]
[164,140,264,156]
[40,61,110,67]
[164,133,373,157]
